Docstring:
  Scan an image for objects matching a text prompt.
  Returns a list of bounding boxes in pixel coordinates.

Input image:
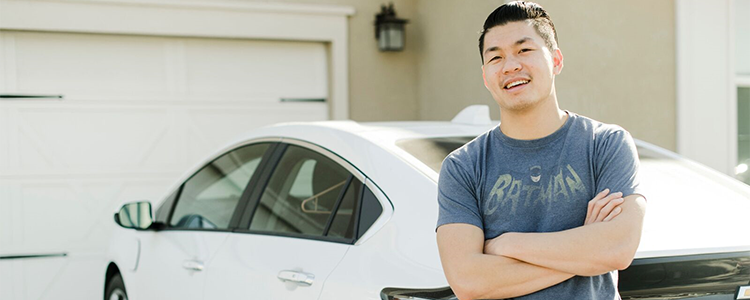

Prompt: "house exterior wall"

[414,0,677,151]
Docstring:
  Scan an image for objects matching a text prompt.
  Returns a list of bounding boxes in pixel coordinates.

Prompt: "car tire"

[105,273,128,300]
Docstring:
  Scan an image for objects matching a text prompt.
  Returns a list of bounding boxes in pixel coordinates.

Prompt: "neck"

[498,94,567,140]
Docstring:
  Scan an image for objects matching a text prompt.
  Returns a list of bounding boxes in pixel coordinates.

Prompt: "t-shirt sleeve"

[436,155,484,231]
[594,129,645,199]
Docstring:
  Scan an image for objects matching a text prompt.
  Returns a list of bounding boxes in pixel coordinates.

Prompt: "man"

[435,2,646,300]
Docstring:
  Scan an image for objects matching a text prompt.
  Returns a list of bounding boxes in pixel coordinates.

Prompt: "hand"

[584,189,624,225]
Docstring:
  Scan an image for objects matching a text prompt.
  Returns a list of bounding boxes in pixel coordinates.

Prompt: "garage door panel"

[11,31,170,94]
[0,184,12,250]
[0,31,10,91]
[18,127,56,169]
[17,108,176,171]
[0,108,10,171]
[20,183,92,247]
[140,120,185,168]
[185,38,327,98]
[184,103,328,161]
[22,257,67,300]
[0,260,11,300]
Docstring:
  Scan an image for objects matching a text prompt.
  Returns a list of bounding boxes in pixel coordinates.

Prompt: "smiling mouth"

[504,80,530,89]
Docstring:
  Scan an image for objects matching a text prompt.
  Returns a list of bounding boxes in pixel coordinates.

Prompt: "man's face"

[481,20,563,112]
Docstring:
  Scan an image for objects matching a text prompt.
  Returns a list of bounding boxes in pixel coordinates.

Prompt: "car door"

[204,141,364,300]
[130,142,274,300]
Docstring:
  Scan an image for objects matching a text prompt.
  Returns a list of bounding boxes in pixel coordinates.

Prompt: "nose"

[501,57,522,74]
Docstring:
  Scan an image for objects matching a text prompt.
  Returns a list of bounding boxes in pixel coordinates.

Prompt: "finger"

[586,189,610,224]
[595,197,624,222]
[589,191,622,224]
[598,196,624,217]
[603,206,622,222]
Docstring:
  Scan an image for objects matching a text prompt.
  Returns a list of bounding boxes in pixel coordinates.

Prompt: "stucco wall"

[414,0,676,151]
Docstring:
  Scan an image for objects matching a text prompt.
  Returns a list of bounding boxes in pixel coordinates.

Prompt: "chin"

[498,98,539,112]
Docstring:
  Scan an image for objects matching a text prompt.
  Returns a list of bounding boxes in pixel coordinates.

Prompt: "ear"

[552,48,564,75]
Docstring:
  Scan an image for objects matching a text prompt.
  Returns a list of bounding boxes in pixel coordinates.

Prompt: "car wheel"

[105,273,128,300]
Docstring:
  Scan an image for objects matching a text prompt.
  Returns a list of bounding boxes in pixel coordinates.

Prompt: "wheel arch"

[104,262,122,299]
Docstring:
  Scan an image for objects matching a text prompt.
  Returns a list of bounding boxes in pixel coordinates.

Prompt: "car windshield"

[396,136,675,174]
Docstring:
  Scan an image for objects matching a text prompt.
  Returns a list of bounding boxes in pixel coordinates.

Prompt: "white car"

[105,106,750,300]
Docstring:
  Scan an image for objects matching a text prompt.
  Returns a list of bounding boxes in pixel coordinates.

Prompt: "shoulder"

[570,112,632,143]
[445,126,495,162]
[441,125,496,173]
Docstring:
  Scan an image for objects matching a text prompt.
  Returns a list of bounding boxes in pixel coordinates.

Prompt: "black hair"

[478,1,558,62]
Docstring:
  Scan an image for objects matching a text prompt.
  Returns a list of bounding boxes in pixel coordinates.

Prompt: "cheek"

[485,66,501,81]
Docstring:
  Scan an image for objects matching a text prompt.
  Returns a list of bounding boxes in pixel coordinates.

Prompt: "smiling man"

[435,2,646,300]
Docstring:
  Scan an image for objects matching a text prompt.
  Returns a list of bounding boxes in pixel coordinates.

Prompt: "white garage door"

[0,30,329,296]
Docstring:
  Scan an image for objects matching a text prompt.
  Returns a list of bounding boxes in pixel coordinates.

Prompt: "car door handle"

[182,260,204,271]
[277,270,315,286]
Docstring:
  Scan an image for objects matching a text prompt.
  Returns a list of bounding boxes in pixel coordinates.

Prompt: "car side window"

[169,143,270,230]
[155,189,179,224]
[327,181,360,239]
[358,186,384,239]
[249,145,351,237]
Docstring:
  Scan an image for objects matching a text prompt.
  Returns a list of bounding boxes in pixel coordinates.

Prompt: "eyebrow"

[483,37,534,57]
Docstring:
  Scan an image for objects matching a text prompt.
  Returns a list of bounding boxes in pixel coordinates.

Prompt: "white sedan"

[105,106,750,300]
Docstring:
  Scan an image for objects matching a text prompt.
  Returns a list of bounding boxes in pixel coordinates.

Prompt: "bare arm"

[437,223,573,300]
[485,194,646,276]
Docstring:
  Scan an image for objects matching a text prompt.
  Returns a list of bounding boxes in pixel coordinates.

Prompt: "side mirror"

[114,201,154,230]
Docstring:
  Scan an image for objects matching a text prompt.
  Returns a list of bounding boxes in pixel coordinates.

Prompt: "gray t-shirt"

[437,111,643,300]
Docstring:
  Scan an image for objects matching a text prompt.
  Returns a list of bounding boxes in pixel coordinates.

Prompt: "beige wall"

[414,0,676,151]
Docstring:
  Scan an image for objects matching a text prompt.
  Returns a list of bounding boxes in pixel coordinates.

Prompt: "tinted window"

[170,143,270,229]
[358,186,383,239]
[327,181,361,239]
[396,137,475,172]
[155,189,179,223]
[249,145,350,236]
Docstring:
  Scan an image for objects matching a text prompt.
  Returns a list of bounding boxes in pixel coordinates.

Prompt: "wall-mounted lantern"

[375,3,409,52]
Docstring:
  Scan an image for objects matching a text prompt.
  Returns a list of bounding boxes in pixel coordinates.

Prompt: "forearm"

[438,224,575,300]
[491,196,645,276]
[451,253,573,300]
[497,223,633,276]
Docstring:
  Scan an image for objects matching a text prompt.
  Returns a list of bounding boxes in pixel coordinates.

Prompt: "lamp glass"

[378,23,405,51]
[387,26,403,50]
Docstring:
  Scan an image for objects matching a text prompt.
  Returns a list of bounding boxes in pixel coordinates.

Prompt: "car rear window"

[396,136,476,173]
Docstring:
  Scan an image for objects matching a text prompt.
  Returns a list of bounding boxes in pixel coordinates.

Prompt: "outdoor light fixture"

[375,3,409,52]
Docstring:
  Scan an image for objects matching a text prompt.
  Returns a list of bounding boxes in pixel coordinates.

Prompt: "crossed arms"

[436,190,646,300]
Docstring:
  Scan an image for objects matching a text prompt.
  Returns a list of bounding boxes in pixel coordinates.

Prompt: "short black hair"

[478,1,558,62]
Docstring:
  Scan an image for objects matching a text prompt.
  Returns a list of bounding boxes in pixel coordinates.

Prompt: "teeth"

[505,80,529,89]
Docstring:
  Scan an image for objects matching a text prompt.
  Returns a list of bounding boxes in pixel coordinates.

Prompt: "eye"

[519,48,533,54]
[488,56,502,63]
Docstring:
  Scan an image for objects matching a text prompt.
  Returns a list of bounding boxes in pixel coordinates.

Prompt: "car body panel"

[205,234,349,299]
[124,230,229,300]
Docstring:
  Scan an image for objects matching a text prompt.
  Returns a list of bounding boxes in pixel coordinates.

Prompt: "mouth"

[504,79,530,91]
